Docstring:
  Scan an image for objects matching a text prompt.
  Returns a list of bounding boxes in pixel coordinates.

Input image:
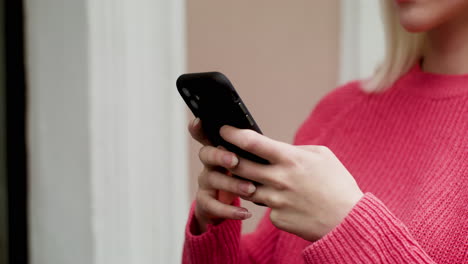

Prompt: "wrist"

[326,190,365,237]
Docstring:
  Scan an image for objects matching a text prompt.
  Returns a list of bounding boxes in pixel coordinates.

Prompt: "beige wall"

[187,0,340,233]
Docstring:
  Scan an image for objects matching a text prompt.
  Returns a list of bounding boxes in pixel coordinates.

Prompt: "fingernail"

[192,118,200,127]
[239,182,256,194]
[231,156,239,167]
[234,210,252,220]
[223,154,238,167]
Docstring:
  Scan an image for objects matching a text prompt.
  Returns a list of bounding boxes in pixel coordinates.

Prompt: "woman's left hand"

[220,125,364,242]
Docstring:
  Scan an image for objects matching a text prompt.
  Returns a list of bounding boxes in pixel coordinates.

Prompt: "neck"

[423,15,468,75]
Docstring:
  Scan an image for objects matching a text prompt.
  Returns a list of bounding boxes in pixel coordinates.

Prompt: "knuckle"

[198,146,220,165]
[289,159,302,171]
[199,168,217,189]
[204,170,215,186]
[311,145,333,163]
[198,195,217,216]
[211,202,226,216]
[198,146,208,160]
[283,149,302,167]
[301,145,329,155]
[271,177,287,191]
[224,177,240,194]
[269,170,290,191]
[206,170,225,189]
[296,145,331,164]
[240,130,258,150]
[283,152,296,164]
[227,178,241,193]
[206,200,228,219]
[315,145,330,154]
[203,170,234,192]
[266,194,286,208]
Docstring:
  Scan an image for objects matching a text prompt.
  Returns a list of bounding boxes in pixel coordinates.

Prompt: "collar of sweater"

[392,63,468,99]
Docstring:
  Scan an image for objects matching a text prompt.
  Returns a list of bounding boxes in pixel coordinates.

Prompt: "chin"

[397,8,443,33]
[395,1,468,33]
[399,19,434,33]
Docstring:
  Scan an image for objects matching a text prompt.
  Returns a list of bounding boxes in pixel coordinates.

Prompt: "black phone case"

[177,72,269,207]
[176,72,269,165]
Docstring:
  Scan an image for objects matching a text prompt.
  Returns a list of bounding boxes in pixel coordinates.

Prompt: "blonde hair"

[362,0,426,92]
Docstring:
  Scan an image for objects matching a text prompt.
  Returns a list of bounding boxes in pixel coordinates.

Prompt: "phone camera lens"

[181,87,191,97]
[190,99,199,109]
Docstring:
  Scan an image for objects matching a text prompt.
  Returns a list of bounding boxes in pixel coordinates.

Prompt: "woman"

[183,0,467,263]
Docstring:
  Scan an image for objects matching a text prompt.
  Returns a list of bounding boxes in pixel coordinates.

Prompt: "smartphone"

[177,72,269,207]
[177,72,269,166]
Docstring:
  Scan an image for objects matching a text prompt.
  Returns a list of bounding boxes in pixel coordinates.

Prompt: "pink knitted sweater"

[182,64,468,263]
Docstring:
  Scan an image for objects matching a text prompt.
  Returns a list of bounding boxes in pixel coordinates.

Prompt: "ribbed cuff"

[302,193,434,264]
[183,199,242,264]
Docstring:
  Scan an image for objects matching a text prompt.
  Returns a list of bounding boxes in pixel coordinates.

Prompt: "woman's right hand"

[188,118,256,234]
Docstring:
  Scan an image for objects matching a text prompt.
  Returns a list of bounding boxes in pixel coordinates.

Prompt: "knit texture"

[182,63,468,264]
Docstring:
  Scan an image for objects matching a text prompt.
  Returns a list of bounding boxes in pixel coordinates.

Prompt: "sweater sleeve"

[302,193,436,264]
[182,199,279,264]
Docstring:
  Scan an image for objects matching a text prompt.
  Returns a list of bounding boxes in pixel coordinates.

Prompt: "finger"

[219,125,292,164]
[240,185,270,205]
[230,157,279,186]
[197,190,252,220]
[188,118,211,146]
[199,145,239,169]
[241,185,279,208]
[200,169,257,197]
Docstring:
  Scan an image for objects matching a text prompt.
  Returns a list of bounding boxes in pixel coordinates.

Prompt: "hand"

[188,118,256,234]
[219,125,364,241]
